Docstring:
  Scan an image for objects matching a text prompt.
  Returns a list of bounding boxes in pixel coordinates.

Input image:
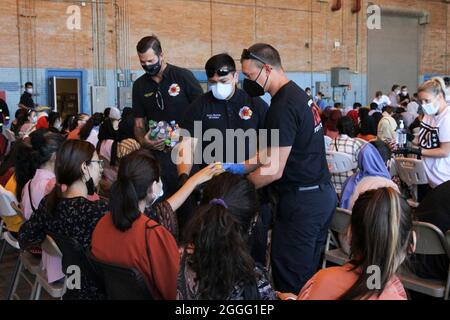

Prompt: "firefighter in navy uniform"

[132,35,203,200]
[241,44,337,293]
[177,53,268,240]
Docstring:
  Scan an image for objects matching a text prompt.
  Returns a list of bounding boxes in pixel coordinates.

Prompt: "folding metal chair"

[322,208,352,269]
[398,222,450,299]
[326,151,357,174]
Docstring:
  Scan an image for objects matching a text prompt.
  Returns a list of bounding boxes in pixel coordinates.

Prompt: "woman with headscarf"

[340,142,399,210]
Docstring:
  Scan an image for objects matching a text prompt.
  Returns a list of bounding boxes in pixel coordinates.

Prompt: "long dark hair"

[339,188,414,300]
[14,129,64,201]
[62,114,77,133]
[45,140,95,215]
[181,173,259,300]
[79,112,104,141]
[12,108,29,135]
[109,149,160,232]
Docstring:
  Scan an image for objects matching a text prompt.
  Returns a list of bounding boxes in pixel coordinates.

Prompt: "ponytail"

[109,176,140,232]
[79,118,95,141]
[418,77,446,100]
[46,183,64,216]
[14,141,39,201]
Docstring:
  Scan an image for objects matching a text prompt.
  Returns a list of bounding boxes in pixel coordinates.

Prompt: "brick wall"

[0,0,448,75]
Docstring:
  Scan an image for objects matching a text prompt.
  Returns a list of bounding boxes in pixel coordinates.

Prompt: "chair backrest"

[395,157,428,186]
[41,235,63,258]
[330,208,352,234]
[0,185,18,217]
[326,151,356,174]
[324,135,332,150]
[413,222,450,257]
[86,251,153,300]
[47,232,103,292]
[3,129,15,143]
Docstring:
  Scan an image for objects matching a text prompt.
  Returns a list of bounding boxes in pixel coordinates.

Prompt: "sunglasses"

[206,66,236,79]
[155,88,165,111]
[241,49,268,65]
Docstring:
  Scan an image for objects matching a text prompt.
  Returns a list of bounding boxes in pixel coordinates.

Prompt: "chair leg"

[6,258,23,300]
[30,278,39,300]
[0,239,6,264]
[34,283,42,300]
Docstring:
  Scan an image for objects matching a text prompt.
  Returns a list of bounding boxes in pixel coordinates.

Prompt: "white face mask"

[422,101,440,115]
[150,179,164,206]
[26,88,33,94]
[210,82,234,101]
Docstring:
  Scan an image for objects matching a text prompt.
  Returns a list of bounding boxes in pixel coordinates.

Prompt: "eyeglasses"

[88,159,104,168]
[155,89,165,111]
[206,66,236,79]
[241,49,268,65]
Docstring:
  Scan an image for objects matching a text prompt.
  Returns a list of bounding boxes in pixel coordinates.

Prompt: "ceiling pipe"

[332,0,342,12]
[352,0,362,13]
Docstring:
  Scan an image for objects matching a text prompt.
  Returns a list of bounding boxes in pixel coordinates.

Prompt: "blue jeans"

[271,182,337,293]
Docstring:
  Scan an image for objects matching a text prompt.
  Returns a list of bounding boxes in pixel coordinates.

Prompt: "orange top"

[298,264,407,300]
[91,213,180,300]
[357,133,376,142]
[67,128,80,140]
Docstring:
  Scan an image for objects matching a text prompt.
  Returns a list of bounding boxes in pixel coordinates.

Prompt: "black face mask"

[142,57,162,76]
[243,66,268,97]
[84,169,96,196]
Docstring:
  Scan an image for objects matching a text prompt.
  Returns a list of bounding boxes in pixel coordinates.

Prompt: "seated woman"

[97,110,140,195]
[177,173,276,300]
[328,116,364,194]
[279,188,415,300]
[324,109,342,140]
[357,108,377,142]
[79,112,104,148]
[18,140,107,299]
[340,142,399,210]
[10,108,28,137]
[18,109,37,138]
[21,130,65,219]
[91,149,222,300]
[67,113,90,140]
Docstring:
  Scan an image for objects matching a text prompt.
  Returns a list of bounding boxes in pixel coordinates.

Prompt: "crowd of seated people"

[0,78,449,302]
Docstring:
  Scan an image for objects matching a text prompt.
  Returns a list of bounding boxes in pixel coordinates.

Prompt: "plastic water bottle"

[396,120,407,148]
[157,128,166,140]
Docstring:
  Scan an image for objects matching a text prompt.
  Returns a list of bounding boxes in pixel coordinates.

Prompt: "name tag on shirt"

[206,113,222,120]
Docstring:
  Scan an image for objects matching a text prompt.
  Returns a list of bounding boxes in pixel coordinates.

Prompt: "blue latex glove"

[221,163,245,175]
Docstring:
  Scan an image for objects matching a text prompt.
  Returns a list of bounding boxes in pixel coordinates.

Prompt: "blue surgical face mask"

[422,98,440,115]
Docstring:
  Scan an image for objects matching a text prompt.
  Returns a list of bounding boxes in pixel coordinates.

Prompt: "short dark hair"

[382,106,394,114]
[370,102,378,110]
[337,116,356,137]
[370,140,391,164]
[392,84,400,91]
[136,35,162,55]
[317,92,324,97]
[401,86,407,90]
[353,102,362,109]
[334,102,342,109]
[305,87,311,92]
[205,53,236,77]
[241,43,282,68]
[25,82,33,88]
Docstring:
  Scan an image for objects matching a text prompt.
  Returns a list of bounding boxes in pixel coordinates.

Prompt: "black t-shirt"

[182,89,268,165]
[132,64,203,124]
[265,81,330,190]
[19,92,34,109]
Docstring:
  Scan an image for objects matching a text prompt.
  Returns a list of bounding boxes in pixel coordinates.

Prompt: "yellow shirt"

[2,175,23,233]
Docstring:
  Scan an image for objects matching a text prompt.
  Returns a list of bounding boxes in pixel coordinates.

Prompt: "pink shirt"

[298,264,407,300]
[22,169,56,220]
